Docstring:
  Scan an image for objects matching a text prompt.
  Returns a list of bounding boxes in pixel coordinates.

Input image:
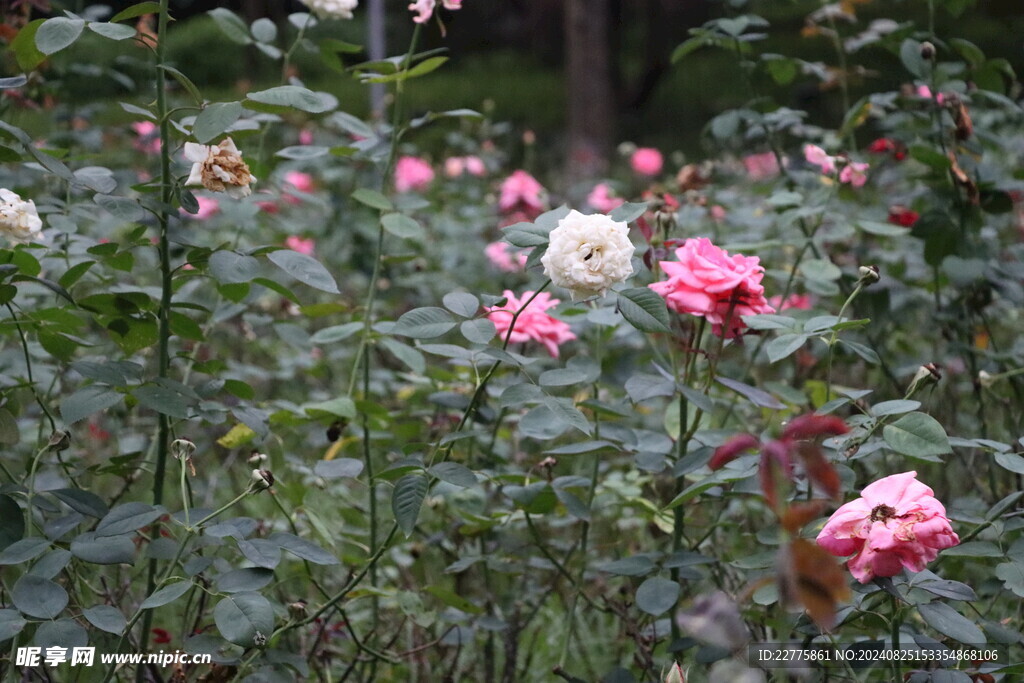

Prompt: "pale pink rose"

[817,471,959,583]
[298,129,314,145]
[742,152,780,181]
[649,237,775,338]
[768,294,814,311]
[485,241,528,272]
[285,235,316,256]
[464,155,485,176]
[486,289,576,358]
[586,183,625,213]
[131,121,161,155]
[839,161,869,188]
[444,157,465,178]
[408,0,461,23]
[180,195,220,220]
[709,205,726,222]
[630,147,663,176]
[804,144,836,174]
[498,170,546,216]
[916,85,946,105]
[394,156,434,193]
[283,171,315,204]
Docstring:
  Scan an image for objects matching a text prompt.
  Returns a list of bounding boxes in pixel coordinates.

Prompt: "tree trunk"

[564,0,614,183]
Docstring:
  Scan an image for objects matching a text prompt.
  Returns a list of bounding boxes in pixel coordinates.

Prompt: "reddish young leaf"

[782,414,849,442]
[780,500,827,534]
[710,433,760,471]
[777,538,851,631]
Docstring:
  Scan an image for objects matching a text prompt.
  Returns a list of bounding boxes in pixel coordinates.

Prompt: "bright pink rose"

[817,471,959,584]
[630,147,663,176]
[587,183,625,213]
[649,237,775,337]
[394,156,434,193]
[499,170,546,216]
[283,171,315,204]
[768,294,813,311]
[804,144,836,174]
[743,152,780,181]
[285,235,315,256]
[486,289,576,358]
[131,121,161,155]
[839,161,869,188]
[485,241,528,273]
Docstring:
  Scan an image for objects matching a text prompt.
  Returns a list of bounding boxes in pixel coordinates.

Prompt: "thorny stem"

[825,281,865,402]
[5,303,56,432]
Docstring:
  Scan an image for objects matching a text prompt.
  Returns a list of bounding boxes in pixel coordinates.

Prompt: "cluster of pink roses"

[804,144,869,188]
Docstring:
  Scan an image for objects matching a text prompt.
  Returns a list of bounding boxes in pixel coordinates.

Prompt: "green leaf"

[267,250,339,293]
[11,19,46,71]
[882,412,951,458]
[111,2,163,22]
[541,396,592,436]
[608,201,649,223]
[250,17,277,43]
[994,452,1024,475]
[899,38,927,79]
[618,287,671,334]
[60,385,123,425]
[635,576,680,616]
[459,318,496,344]
[995,561,1024,598]
[216,568,274,594]
[351,188,393,211]
[313,458,364,479]
[917,602,985,644]
[442,292,479,318]
[33,619,86,649]
[208,8,252,45]
[392,474,428,537]
[380,338,427,374]
[539,356,601,387]
[380,213,424,240]
[35,17,85,55]
[12,575,68,619]
[87,22,137,40]
[428,462,476,488]
[870,400,921,417]
[246,86,334,113]
[95,502,163,537]
[767,333,809,363]
[141,581,193,609]
[0,408,18,445]
[392,307,457,338]
[310,322,362,344]
[0,609,26,642]
[424,585,483,615]
[214,593,274,646]
[597,556,656,577]
[268,532,339,565]
[0,495,24,551]
[158,65,203,104]
[0,538,50,565]
[70,533,135,565]
[83,605,126,634]
[716,376,785,409]
[303,397,356,419]
[193,102,243,144]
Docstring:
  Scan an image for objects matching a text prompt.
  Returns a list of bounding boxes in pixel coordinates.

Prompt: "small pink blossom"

[298,129,314,145]
[283,171,315,204]
[768,294,814,311]
[916,85,946,105]
[649,237,775,338]
[803,144,836,174]
[408,0,461,23]
[486,290,576,358]
[742,152,780,181]
[131,121,161,155]
[285,235,316,256]
[445,155,486,178]
[485,241,528,273]
[394,156,434,193]
[839,161,869,188]
[498,170,546,216]
[631,147,663,176]
[180,195,220,220]
[586,183,625,213]
[816,471,959,583]
[709,205,726,222]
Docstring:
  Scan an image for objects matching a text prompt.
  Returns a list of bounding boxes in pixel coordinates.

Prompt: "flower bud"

[665,662,687,683]
[287,601,307,619]
[920,41,936,60]
[250,469,274,491]
[908,363,942,396]
[171,439,196,461]
[857,265,880,286]
[47,430,71,452]
[247,451,268,465]
[977,370,995,388]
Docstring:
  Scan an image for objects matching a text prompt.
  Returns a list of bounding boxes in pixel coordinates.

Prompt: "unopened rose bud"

[250,469,274,491]
[978,370,995,388]
[857,265,880,286]
[48,430,71,452]
[287,601,307,618]
[247,451,267,465]
[920,41,936,60]
[907,363,942,397]
[665,662,687,683]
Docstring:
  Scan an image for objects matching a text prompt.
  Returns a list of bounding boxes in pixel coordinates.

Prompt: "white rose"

[302,0,358,19]
[0,188,44,244]
[541,209,635,301]
[184,137,255,199]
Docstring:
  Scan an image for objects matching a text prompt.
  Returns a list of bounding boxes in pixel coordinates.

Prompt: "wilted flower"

[394,156,434,193]
[0,189,44,244]
[484,241,528,272]
[541,210,635,301]
[285,235,316,256]
[649,237,775,337]
[408,0,461,24]
[301,0,358,20]
[486,290,576,358]
[183,138,255,199]
[498,170,546,216]
[631,147,663,176]
[586,183,624,213]
[816,471,959,583]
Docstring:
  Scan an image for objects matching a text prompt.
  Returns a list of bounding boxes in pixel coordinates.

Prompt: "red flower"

[151,628,172,644]
[867,137,907,161]
[887,206,919,227]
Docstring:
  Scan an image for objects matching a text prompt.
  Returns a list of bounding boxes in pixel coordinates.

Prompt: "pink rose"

[742,152,780,181]
[768,294,813,311]
[586,183,625,213]
[394,156,434,193]
[630,147,663,176]
[283,171,315,204]
[408,0,461,24]
[445,156,486,178]
[498,170,546,217]
[131,121,161,155]
[649,237,775,337]
[486,289,576,358]
[839,161,869,188]
[285,235,316,256]
[298,129,314,145]
[803,144,836,174]
[484,241,528,273]
[817,471,959,583]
